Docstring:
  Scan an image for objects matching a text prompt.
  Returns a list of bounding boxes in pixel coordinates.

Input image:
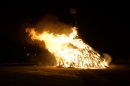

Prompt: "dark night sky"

[0,1,130,63]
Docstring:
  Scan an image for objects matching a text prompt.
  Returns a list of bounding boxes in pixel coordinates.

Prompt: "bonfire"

[26,26,110,69]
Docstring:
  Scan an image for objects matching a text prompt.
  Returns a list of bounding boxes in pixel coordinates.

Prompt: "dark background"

[0,1,130,63]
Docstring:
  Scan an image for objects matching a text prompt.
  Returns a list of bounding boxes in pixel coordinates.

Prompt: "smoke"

[23,14,73,46]
[29,50,56,66]
[25,14,74,66]
[34,14,73,36]
[102,53,112,67]
[26,14,74,49]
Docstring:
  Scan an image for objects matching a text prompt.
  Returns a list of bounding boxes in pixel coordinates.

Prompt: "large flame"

[26,27,109,69]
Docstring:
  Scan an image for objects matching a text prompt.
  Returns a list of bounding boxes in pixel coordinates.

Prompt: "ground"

[0,63,130,86]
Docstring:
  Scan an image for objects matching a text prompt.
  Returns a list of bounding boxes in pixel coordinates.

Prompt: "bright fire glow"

[26,27,109,69]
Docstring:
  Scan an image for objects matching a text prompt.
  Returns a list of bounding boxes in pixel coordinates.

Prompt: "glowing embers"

[26,27,108,69]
